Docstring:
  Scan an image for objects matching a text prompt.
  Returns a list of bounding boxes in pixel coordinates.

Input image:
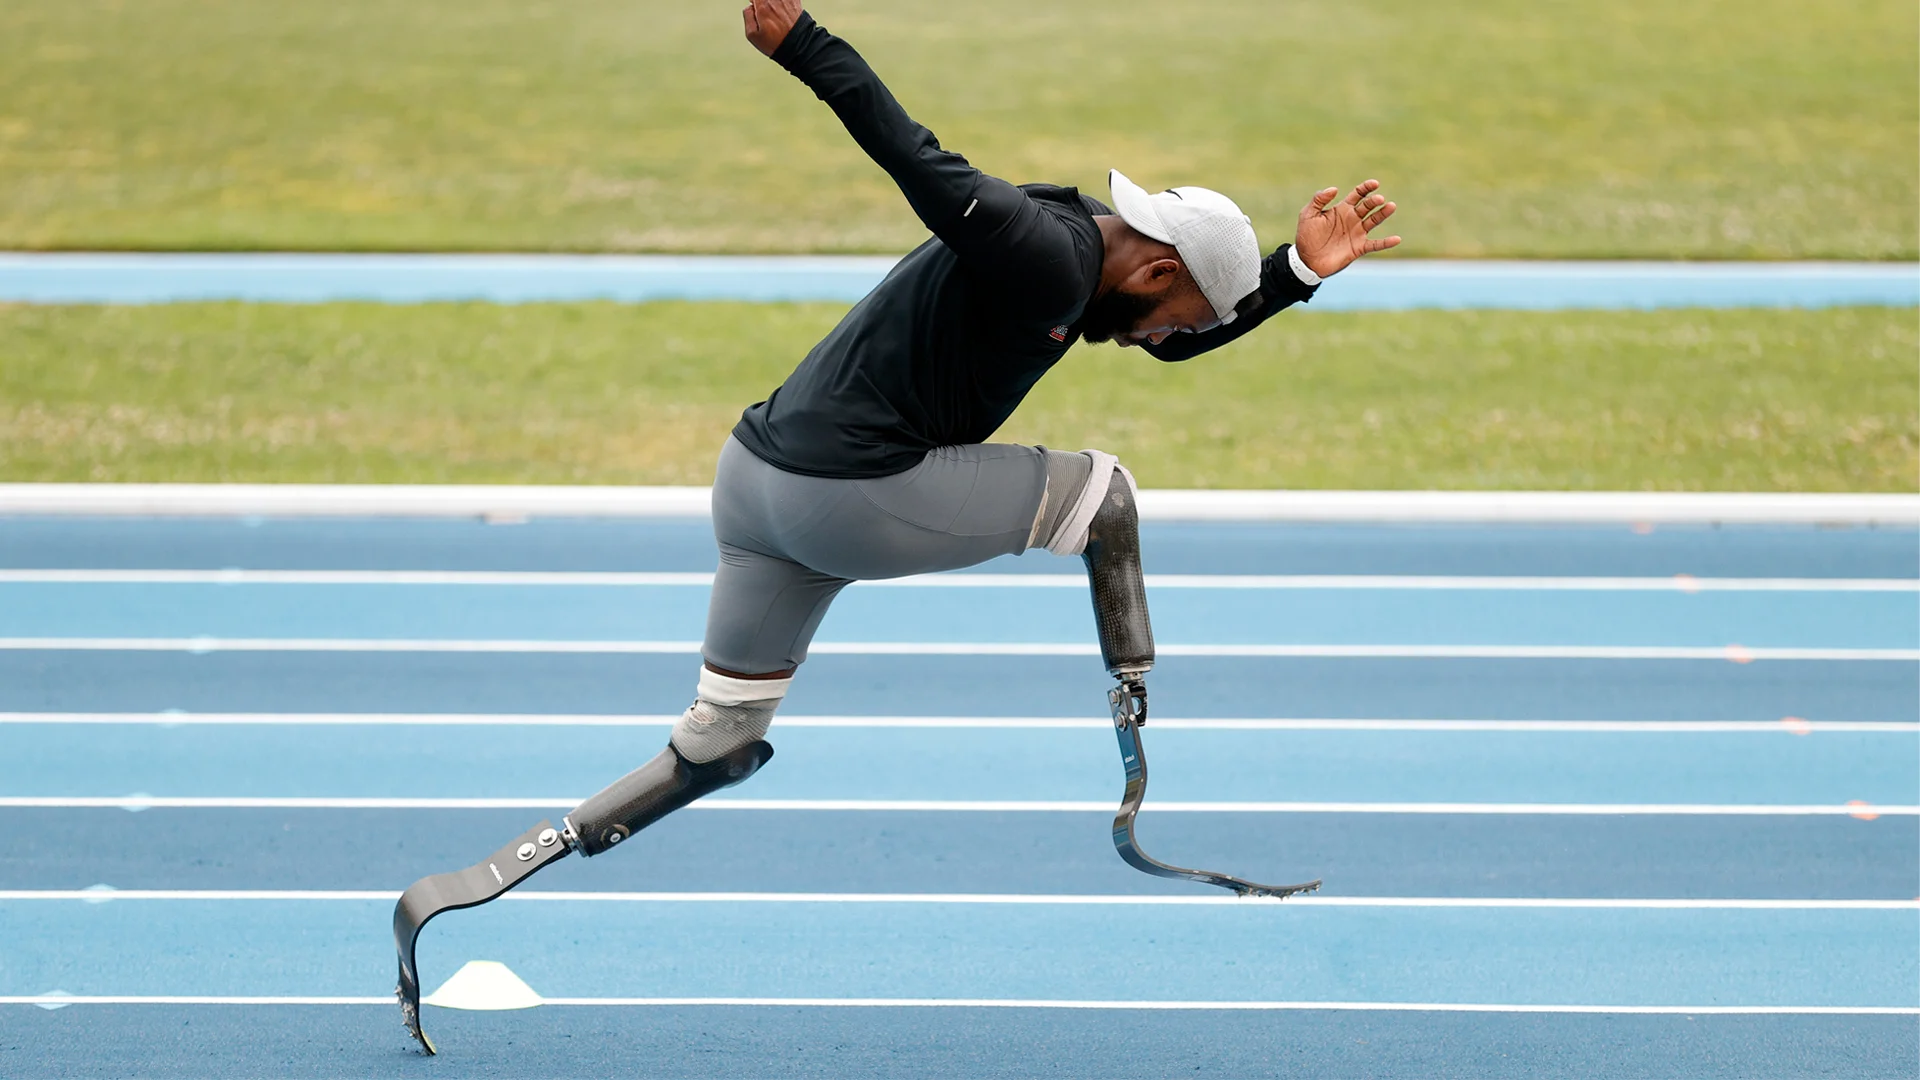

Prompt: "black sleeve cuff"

[1263,244,1319,307]
[768,9,820,71]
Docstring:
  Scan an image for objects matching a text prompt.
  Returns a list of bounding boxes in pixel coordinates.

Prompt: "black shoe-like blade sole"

[393,820,572,1054]
[1110,690,1321,899]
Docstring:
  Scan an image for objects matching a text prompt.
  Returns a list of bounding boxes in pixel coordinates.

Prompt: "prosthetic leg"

[392,739,772,1053]
[1080,470,1321,900]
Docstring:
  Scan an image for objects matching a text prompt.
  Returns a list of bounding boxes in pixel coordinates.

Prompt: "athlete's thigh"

[702,540,851,675]
[785,442,1048,579]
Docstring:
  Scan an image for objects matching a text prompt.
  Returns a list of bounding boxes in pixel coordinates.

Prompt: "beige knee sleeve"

[670,666,793,764]
[1032,449,1131,556]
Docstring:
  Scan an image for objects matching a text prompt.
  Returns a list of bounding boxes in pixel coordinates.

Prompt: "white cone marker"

[422,961,544,1012]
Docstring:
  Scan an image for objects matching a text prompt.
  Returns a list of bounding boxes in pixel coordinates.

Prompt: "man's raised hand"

[744,0,805,56]
[1294,179,1400,278]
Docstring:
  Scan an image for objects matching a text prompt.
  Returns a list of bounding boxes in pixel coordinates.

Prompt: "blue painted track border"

[1,253,1915,308]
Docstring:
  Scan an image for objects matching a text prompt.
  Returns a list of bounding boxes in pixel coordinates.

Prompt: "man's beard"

[1077,286,1160,345]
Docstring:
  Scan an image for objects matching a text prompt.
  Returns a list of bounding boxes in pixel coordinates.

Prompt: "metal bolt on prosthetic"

[1083,478,1322,901]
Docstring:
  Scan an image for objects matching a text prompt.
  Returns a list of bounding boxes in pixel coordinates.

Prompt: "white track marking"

[887,574,1920,592]
[1,889,1912,910]
[0,996,395,1006]
[2,796,1911,815]
[0,637,1912,661]
[2,712,1912,733]
[0,636,708,653]
[0,994,1909,1014]
[490,1000,1920,1015]
[0,569,709,586]
[2,569,1912,591]
[4,482,1917,523]
[1147,644,1920,661]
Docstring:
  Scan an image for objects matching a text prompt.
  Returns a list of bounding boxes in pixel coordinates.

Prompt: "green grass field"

[3,0,1914,257]
[4,2,1913,492]
[5,303,1912,491]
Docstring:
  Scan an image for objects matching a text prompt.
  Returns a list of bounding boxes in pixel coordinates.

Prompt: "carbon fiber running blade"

[1109,687,1321,899]
[393,819,571,1054]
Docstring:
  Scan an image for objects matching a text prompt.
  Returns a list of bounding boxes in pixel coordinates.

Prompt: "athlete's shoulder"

[1020,184,1110,267]
[1016,183,1104,259]
[1017,181,1080,203]
[1013,183,1112,216]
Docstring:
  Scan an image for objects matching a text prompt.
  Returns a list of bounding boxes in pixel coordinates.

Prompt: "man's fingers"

[1341,179,1379,208]
[1361,201,1397,230]
[1309,186,1340,211]
[1364,236,1402,254]
[742,0,803,55]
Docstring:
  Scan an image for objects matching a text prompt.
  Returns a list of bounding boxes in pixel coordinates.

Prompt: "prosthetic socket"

[563,667,785,855]
[1080,467,1155,734]
[563,738,772,855]
[1081,474,1155,682]
[1037,448,1154,720]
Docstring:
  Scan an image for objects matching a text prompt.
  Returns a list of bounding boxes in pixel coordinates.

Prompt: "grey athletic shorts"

[702,435,1067,675]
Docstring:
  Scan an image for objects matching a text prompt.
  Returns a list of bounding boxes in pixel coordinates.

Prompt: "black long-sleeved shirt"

[731,12,1317,479]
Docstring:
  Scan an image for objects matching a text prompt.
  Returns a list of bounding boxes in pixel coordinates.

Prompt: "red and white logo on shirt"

[1049,325,1069,342]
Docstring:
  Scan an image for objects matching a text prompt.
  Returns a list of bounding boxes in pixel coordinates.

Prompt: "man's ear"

[1132,257,1184,293]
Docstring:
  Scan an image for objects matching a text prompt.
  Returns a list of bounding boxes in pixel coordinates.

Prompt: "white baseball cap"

[1108,169,1261,324]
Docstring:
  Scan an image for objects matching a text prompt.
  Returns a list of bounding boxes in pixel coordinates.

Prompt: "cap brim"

[1108,170,1172,244]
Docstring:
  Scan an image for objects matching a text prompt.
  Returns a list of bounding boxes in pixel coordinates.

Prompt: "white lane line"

[5,482,1917,523]
[0,995,1910,1014]
[3,796,1912,815]
[0,636,704,654]
[892,574,1920,593]
[0,996,394,1006]
[1,638,1913,661]
[2,569,1912,592]
[1145,644,1920,661]
[3,712,1912,733]
[2,890,1912,910]
[0,570,710,586]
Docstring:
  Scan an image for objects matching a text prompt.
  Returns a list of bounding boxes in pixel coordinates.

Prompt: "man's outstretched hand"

[744,0,805,56]
[1294,180,1400,278]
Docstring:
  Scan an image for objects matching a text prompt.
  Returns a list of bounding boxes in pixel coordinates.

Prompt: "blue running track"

[0,515,1915,1078]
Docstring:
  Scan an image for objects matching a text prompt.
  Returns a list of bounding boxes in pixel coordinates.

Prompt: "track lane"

[2,653,1913,721]
[4,722,1912,805]
[2,581,1910,649]
[6,1004,1914,1080]
[3,808,1912,899]
[4,899,1914,1007]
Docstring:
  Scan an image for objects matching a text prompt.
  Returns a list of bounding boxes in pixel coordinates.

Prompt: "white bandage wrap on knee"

[695,667,793,706]
[1046,450,1138,556]
[670,667,793,764]
[1026,485,1051,549]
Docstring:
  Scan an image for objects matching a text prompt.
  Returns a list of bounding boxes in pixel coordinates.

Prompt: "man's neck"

[1093,215,1137,299]
[1093,215,1172,299]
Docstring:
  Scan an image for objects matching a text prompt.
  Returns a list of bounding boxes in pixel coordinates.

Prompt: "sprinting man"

[395,0,1399,1050]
